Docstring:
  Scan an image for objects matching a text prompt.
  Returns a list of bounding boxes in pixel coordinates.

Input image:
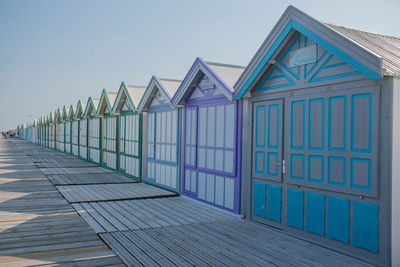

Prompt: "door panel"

[252,100,283,182]
[250,86,380,256]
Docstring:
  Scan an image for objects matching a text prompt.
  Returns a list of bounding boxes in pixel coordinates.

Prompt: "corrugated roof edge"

[158,78,182,82]
[324,22,400,41]
[205,61,246,69]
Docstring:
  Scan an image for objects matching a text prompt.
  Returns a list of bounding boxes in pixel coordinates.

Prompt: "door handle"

[276,160,286,174]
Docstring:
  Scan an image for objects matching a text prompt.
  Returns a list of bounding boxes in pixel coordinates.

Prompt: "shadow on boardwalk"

[0,139,123,266]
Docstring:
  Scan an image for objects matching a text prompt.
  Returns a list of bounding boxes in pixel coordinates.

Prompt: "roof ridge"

[126,85,146,88]
[158,78,182,82]
[205,61,245,69]
[324,22,400,41]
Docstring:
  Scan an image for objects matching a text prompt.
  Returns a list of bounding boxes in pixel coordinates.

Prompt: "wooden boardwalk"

[40,167,112,175]
[47,173,136,185]
[57,183,176,203]
[100,221,374,267]
[72,197,235,233]
[2,139,375,267]
[0,139,123,266]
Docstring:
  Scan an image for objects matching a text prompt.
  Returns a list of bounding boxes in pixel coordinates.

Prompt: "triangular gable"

[255,32,362,91]
[112,82,145,114]
[49,112,55,124]
[62,106,70,121]
[67,105,76,121]
[84,97,100,118]
[234,5,383,99]
[171,57,243,108]
[97,89,117,116]
[56,108,63,122]
[74,100,87,120]
[137,76,181,113]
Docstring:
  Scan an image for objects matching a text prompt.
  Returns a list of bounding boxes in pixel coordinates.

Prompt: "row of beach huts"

[11,6,400,266]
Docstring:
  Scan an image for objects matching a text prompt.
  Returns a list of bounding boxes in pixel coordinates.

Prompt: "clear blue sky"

[1,0,399,130]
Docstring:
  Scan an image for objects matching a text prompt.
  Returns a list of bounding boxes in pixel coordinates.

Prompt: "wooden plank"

[128,230,192,267]
[144,228,210,266]
[123,200,170,228]
[99,233,143,267]
[113,201,153,229]
[56,183,176,203]
[80,203,117,232]
[0,240,105,257]
[174,224,261,266]
[148,198,198,224]
[154,226,230,266]
[145,198,194,225]
[97,202,140,231]
[0,246,115,266]
[110,231,158,266]
[72,203,106,233]
[105,202,141,230]
[187,223,288,266]
[134,199,181,226]
[88,202,129,231]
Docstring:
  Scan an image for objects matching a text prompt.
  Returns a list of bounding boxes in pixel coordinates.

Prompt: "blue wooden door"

[251,90,380,255]
[252,99,284,225]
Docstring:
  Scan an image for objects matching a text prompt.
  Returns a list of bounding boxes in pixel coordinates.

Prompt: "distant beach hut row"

[18,6,400,266]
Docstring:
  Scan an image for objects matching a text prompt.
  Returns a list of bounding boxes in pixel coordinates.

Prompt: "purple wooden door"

[183,100,239,213]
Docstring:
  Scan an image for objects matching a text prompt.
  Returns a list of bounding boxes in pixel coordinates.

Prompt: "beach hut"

[40,117,45,146]
[75,100,88,159]
[171,58,244,213]
[111,82,145,181]
[233,6,400,265]
[62,105,70,153]
[56,108,65,152]
[33,119,38,144]
[41,117,46,146]
[49,112,56,149]
[137,76,181,191]
[97,90,118,170]
[84,97,101,164]
[68,105,79,156]
[37,118,42,145]
[44,115,49,148]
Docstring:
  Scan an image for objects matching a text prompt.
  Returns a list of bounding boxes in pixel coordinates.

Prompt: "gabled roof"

[137,76,181,113]
[97,89,118,116]
[67,105,76,121]
[324,23,400,77]
[74,100,87,120]
[171,57,244,108]
[55,108,63,123]
[62,105,70,121]
[234,5,389,99]
[49,112,55,124]
[83,97,100,118]
[112,82,146,114]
